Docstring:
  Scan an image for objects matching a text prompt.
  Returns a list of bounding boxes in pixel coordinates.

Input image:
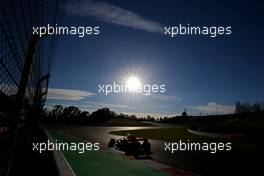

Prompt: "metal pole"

[31,74,50,122]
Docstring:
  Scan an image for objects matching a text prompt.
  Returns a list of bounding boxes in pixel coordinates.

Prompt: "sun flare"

[126,76,142,91]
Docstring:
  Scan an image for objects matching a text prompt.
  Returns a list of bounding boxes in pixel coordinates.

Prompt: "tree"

[78,111,90,122]
[52,105,64,120]
[182,111,187,116]
[62,106,81,122]
[235,101,264,114]
[91,107,116,122]
[252,103,261,112]
[235,101,242,114]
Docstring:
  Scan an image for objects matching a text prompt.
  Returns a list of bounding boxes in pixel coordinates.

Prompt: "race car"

[108,134,153,159]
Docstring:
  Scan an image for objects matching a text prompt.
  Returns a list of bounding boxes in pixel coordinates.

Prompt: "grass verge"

[48,130,170,176]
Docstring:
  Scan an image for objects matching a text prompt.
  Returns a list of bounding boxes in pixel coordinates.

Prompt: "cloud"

[149,94,182,101]
[47,88,96,100]
[65,0,163,33]
[190,102,234,114]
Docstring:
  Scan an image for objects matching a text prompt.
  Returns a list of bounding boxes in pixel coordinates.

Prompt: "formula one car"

[108,134,153,159]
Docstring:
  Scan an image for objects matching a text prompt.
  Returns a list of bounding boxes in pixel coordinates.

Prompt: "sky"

[46,0,264,117]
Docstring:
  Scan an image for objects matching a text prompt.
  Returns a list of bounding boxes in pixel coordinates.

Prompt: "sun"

[126,76,142,92]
